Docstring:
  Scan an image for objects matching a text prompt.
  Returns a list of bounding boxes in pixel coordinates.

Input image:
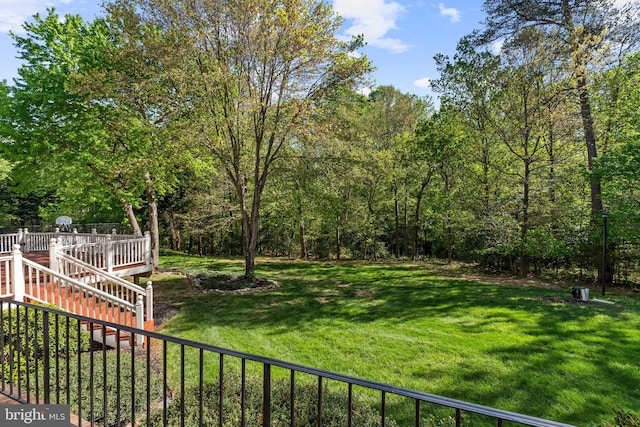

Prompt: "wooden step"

[10,254,153,349]
[81,322,136,349]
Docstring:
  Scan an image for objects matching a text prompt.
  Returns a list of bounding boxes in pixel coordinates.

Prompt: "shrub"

[602,409,640,427]
[39,349,164,427]
[148,371,397,426]
[1,304,90,383]
[420,413,472,427]
[184,269,277,291]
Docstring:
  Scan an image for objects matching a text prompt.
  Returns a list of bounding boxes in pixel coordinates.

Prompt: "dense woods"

[1,0,640,283]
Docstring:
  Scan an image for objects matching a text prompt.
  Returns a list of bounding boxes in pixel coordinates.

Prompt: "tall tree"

[72,6,197,269]
[0,82,12,190]
[2,10,149,233]
[413,108,464,263]
[472,0,640,222]
[434,39,502,219]
[491,28,562,276]
[301,88,380,260]
[369,86,430,258]
[595,52,640,243]
[107,0,371,277]
[434,40,516,266]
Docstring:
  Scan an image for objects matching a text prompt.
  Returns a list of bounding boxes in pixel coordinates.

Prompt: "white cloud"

[438,3,461,23]
[413,77,432,89]
[491,39,504,54]
[357,86,372,96]
[0,0,70,34]
[333,0,409,53]
[613,0,636,7]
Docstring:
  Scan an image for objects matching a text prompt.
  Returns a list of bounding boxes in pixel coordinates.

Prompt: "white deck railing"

[0,229,154,346]
[53,235,151,273]
[0,233,20,253]
[52,247,153,322]
[0,254,12,298]
[1,228,152,276]
[1,229,151,271]
[1,245,145,345]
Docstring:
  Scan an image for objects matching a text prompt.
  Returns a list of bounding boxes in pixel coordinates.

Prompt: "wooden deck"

[23,252,50,267]
[0,385,88,426]
[0,391,19,405]
[1,252,153,342]
[1,253,149,425]
[1,233,153,424]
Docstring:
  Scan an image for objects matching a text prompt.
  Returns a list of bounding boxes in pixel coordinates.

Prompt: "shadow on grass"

[166,269,629,332]
[156,258,640,425]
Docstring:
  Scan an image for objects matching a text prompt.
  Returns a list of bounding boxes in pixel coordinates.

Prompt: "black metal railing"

[0,298,576,427]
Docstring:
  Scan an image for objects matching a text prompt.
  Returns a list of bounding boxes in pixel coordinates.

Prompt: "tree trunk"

[576,76,603,219]
[243,213,257,278]
[299,219,307,259]
[297,198,307,259]
[519,158,531,278]
[563,4,604,277]
[244,190,262,279]
[234,173,259,280]
[393,180,400,258]
[403,190,409,257]
[412,178,430,261]
[162,210,181,251]
[442,172,454,264]
[335,221,341,260]
[120,198,142,236]
[482,142,491,214]
[547,126,556,204]
[145,176,160,270]
[447,221,453,264]
[577,71,608,284]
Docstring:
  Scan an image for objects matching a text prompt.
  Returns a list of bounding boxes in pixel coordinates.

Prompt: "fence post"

[11,244,25,302]
[144,231,152,268]
[146,281,154,322]
[72,228,78,245]
[42,311,51,404]
[23,228,30,253]
[49,238,59,274]
[106,236,114,273]
[263,364,271,427]
[136,295,144,346]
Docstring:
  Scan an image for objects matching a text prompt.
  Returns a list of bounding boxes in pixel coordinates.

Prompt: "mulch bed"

[153,302,181,327]
[540,297,590,305]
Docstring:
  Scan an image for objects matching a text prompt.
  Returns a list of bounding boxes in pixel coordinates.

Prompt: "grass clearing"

[152,252,640,425]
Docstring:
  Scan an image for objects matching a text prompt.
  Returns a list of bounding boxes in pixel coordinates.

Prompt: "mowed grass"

[154,253,640,426]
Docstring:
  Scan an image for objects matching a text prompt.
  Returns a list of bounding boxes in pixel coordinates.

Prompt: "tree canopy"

[2,0,640,284]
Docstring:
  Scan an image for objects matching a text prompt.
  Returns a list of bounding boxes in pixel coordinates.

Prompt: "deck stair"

[0,229,154,348]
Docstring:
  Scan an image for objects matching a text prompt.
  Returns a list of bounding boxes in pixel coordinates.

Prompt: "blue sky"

[0,0,487,100]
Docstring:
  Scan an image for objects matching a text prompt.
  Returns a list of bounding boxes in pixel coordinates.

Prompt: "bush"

[184,269,277,291]
[39,349,164,427]
[420,413,472,427]
[149,371,397,426]
[602,409,640,427]
[1,304,90,383]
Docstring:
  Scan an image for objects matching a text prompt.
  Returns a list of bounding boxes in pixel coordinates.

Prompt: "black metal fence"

[0,298,576,427]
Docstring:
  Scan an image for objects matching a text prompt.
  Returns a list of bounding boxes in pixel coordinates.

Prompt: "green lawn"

[154,253,640,426]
